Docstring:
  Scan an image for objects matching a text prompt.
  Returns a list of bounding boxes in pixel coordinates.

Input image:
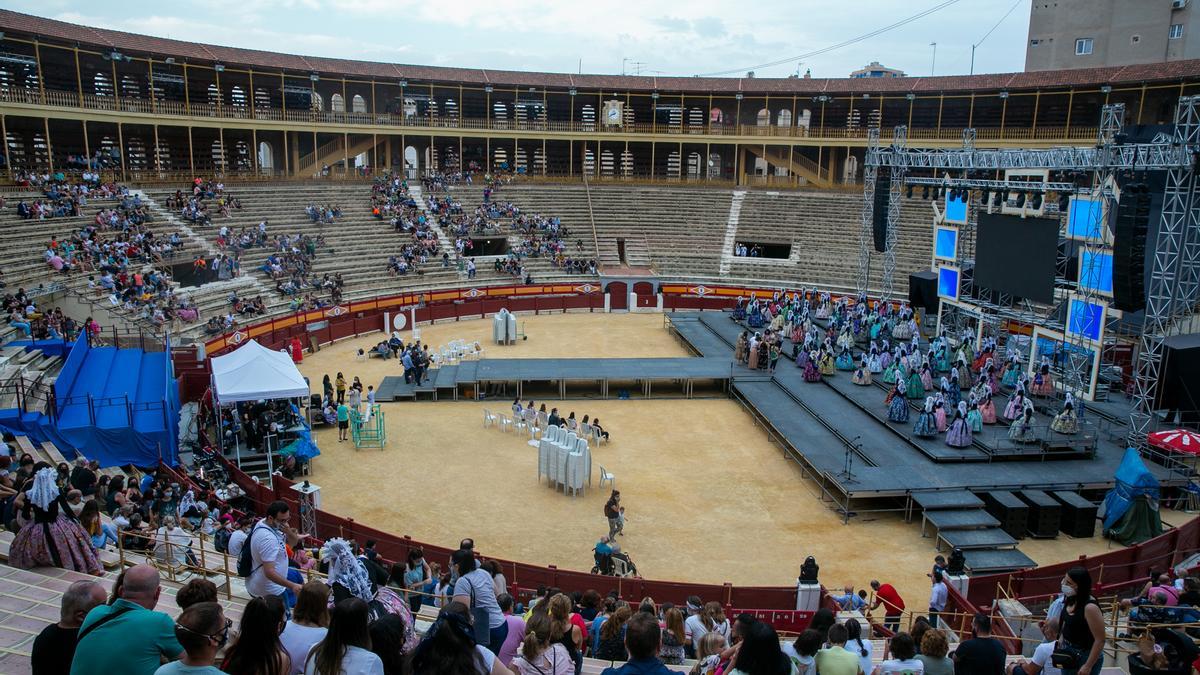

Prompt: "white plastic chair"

[513,411,527,431]
[483,409,497,428]
[592,426,608,446]
[527,423,540,448]
[579,422,593,445]
[498,413,513,432]
[599,465,615,489]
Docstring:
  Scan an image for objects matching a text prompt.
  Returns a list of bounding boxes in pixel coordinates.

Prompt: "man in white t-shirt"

[246,501,301,609]
[1010,618,1062,675]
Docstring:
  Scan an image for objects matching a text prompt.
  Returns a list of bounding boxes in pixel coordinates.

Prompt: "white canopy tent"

[211,339,310,404]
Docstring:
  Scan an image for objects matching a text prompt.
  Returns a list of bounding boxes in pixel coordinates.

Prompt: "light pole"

[930,42,937,76]
[622,57,629,76]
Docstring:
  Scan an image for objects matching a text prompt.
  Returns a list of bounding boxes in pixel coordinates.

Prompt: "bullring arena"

[2,5,1200,673]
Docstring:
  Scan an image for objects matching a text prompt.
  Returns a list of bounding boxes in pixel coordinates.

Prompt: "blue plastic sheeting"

[1103,448,1161,530]
[7,338,71,359]
[53,333,89,411]
[53,344,179,468]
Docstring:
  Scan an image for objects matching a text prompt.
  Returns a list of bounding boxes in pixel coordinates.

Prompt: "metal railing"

[0,86,1102,144]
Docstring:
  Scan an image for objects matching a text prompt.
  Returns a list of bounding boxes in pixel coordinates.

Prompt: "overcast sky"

[8,0,1032,79]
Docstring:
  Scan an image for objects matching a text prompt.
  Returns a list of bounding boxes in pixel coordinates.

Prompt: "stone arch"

[708,152,722,178]
[777,108,792,127]
[405,145,419,174]
[798,109,812,130]
[255,88,271,110]
[444,98,459,123]
[311,92,324,112]
[687,152,702,178]
[258,141,274,172]
[688,107,705,129]
[207,83,220,107]
[581,105,596,131]
[352,94,366,113]
[600,150,615,177]
[667,150,681,178]
[211,139,226,171]
[620,150,634,177]
[125,137,148,171]
[582,147,596,175]
[710,107,725,124]
[230,85,247,110]
[154,139,172,171]
[233,139,251,170]
[756,108,770,126]
[842,155,859,184]
[331,93,345,112]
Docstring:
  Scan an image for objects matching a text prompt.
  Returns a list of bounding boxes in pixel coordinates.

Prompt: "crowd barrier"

[166,282,1200,647]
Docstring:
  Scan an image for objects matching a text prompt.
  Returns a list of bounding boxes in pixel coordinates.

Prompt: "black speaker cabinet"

[908,270,939,313]
[1155,333,1200,412]
[983,491,1028,539]
[1052,491,1098,538]
[1018,490,1061,538]
[872,169,891,252]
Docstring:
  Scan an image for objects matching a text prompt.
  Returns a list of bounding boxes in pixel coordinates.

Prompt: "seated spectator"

[152,515,197,569]
[511,612,571,675]
[282,581,331,675]
[369,613,411,675]
[176,578,219,610]
[903,630,947,674]
[70,564,183,675]
[599,612,674,675]
[221,595,290,675]
[816,623,863,675]
[155,602,229,675]
[873,632,923,674]
[782,629,820,674]
[32,580,106,675]
[303,597,382,675]
[410,601,512,675]
[595,605,633,661]
[951,613,1005,675]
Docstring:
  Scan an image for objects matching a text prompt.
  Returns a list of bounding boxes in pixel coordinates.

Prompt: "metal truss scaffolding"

[1131,96,1200,446]
[883,126,908,303]
[857,128,880,296]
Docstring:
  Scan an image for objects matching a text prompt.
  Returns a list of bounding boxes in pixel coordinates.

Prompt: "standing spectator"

[409,601,512,675]
[451,548,507,655]
[247,501,303,607]
[282,581,331,675]
[874,632,924,674]
[403,549,433,613]
[952,614,1005,675]
[70,565,183,675]
[1057,567,1105,675]
[69,458,97,496]
[496,593,527,667]
[604,491,622,540]
[337,401,351,442]
[221,595,290,675]
[227,517,252,557]
[303,598,383,675]
[916,629,954,675]
[598,612,674,675]
[869,580,906,633]
[928,572,948,627]
[155,602,229,675]
[32,580,106,675]
[511,612,572,675]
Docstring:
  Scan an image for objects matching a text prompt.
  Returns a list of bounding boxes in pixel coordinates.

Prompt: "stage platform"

[667,311,1184,505]
[376,357,731,401]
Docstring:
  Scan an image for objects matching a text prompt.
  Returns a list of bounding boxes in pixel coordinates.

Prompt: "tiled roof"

[4,8,1200,94]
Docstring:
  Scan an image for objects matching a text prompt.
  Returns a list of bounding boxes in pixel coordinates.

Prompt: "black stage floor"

[667,311,1183,500]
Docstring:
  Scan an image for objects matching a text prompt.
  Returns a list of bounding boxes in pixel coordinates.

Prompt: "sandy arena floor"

[294,313,1144,609]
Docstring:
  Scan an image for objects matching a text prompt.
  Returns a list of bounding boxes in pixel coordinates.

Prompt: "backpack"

[236,525,258,578]
[213,527,232,553]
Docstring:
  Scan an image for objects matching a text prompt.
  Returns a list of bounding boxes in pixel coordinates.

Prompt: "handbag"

[467,575,492,645]
[1051,641,1085,669]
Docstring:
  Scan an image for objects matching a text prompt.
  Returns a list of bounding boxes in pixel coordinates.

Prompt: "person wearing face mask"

[156,602,231,674]
[1056,567,1105,675]
[246,501,303,612]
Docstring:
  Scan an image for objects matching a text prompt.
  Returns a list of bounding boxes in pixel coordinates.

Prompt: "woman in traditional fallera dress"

[835,347,855,371]
[920,363,935,394]
[1004,387,1028,422]
[9,467,102,575]
[1050,393,1080,434]
[867,346,883,373]
[1009,404,1039,444]
[804,351,823,382]
[946,401,974,448]
[818,350,836,376]
[734,331,748,364]
[978,385,998,424]
[747,333,761,370]
[966,396,983,433]
[888,379,910,423]
[913,396,938,438]
[1001,356,1021,389]
[934,396,948,432]
[907,364,927,400]
[943,374,961,411]
[852,356,873,386]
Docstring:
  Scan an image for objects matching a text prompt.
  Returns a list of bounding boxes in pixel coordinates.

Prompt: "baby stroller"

[592,548,639,577]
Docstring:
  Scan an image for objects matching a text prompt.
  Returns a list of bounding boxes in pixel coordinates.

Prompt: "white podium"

[796,581,822,612]
[291,480,321,536]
